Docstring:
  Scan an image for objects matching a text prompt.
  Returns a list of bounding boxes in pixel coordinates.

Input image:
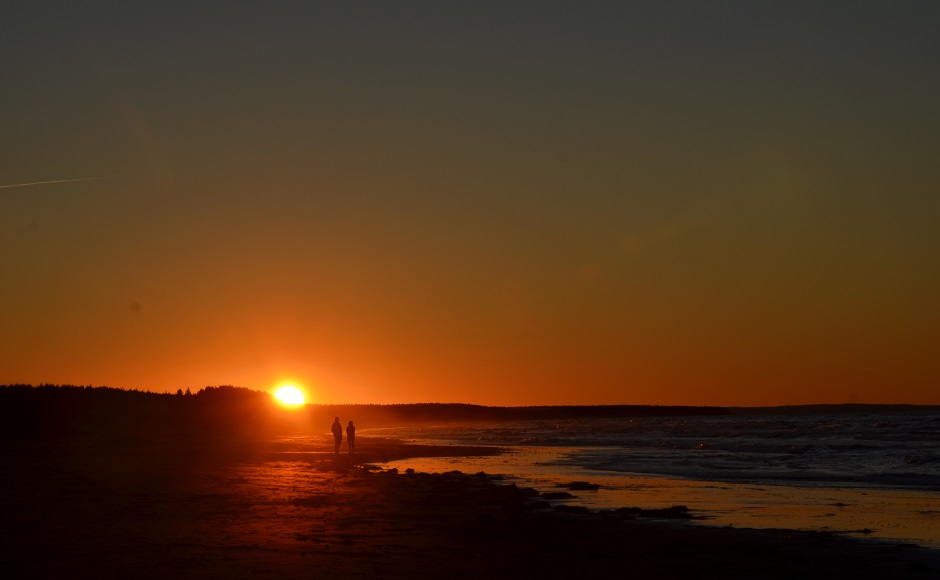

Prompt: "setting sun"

[274,386,305,406]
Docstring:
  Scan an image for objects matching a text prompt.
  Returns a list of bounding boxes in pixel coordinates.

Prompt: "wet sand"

[377,448,940,549]
[2,434,939,579]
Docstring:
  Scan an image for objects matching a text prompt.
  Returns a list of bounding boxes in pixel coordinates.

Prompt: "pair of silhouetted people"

[331,417,355,454]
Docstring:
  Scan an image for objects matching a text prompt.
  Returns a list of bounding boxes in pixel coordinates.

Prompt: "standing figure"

[346,420,356,454]
[331,416,343,454]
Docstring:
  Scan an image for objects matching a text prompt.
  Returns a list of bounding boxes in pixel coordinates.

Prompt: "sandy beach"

[2,433,939,579]
[5,4,940,574]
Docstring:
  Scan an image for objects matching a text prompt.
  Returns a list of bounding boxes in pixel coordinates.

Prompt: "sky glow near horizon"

[1,2,938,406]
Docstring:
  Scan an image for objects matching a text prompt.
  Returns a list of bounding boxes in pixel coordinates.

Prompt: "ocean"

[363,411,940,549]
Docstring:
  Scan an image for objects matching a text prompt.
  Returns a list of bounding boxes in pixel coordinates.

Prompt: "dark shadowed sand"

[2,434,939,579]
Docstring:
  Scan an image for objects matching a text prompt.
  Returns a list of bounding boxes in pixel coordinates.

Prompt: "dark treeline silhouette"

[1,385,730,439]
[728,403,940,415]
[0,384,278,439]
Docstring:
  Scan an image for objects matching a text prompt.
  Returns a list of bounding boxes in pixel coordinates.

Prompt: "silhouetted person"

[346,420,356,454]
[331,416,343,454]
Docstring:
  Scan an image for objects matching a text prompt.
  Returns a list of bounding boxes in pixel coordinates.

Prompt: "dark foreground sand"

[2,434,939,579]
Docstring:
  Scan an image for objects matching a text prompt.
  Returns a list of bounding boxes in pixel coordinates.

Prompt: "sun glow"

[274,385,305,406]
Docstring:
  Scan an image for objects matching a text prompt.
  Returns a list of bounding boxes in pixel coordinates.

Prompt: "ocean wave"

[375,411,940,491]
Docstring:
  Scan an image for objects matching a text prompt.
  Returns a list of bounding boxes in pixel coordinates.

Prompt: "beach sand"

[2,434,939,579]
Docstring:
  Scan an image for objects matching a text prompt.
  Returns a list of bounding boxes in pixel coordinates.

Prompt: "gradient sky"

[2,2,938,406]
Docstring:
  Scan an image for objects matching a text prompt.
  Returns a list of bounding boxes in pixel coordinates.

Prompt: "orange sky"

[2,3,939,405]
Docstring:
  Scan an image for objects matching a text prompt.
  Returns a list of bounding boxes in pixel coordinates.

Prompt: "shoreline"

[2,434,939,578]
[373,445,940,550]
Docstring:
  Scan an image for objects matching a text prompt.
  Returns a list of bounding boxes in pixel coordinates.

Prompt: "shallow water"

[372,449,940,548]
[366,412,940,489]
[360,413,940,549]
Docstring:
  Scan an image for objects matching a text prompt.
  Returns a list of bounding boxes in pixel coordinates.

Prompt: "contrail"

[0,176,111,190]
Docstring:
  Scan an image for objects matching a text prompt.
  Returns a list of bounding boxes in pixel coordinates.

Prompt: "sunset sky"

[2,2,938,406]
